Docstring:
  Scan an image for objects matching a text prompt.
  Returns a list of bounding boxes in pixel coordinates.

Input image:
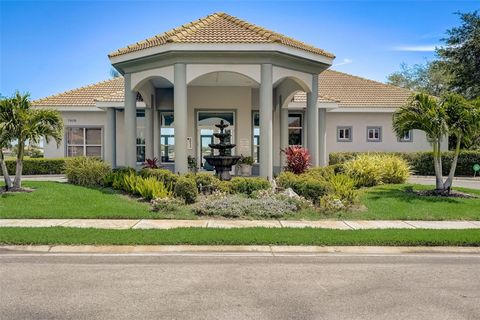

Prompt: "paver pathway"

[0,219,479,230]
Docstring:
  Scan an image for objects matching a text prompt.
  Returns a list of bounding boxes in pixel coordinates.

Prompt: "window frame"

[160,111,175,163]
[337,126,353,142]
[398,130,413,142]
[136,110,146,164]
[288,112,304,146]
[65,126,103,158]
[366,126,382,142]
[252,111,260,164]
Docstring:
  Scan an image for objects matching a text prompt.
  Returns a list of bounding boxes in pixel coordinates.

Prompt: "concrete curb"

[1,245,479,255]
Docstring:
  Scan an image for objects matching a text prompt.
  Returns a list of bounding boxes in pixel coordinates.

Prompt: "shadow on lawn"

[366,185,462,204]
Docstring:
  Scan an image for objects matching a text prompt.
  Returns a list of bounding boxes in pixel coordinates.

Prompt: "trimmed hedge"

[329,151,480,176]
[4,158,67,175]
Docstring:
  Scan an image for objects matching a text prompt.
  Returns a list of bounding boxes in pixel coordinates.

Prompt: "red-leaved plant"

[282,146,311,174]
[143,157,160,169]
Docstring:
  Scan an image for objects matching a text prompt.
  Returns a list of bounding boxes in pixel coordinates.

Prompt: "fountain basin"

[204,155,241,181]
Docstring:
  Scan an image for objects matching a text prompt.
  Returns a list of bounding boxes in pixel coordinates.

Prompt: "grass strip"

[0,227,479,246]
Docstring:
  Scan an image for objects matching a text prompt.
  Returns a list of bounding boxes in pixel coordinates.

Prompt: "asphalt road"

[408,176,480,190]
[1,253,479,320]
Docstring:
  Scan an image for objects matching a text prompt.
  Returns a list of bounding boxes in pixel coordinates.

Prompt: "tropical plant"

[135,176,171,201]
[0,92,63,189]
[174,176,198,204]
[65,157,111,187]
[236,155,254,166]
[143,157,159,169]
[393,93,448,191]
[282,145,311,174]
[393,92,479,192]
[0,100,13,190]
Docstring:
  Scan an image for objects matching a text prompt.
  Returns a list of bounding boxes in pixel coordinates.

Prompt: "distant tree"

[110,68,121,78]
[0,99,13,190]
[437,11,480,99]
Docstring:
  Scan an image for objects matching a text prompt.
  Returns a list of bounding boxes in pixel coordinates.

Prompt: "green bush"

[330,151,480,176]
[104,167,136,188]
[276,171,329,203]
[121,172,140,195]
[135,176,171,201]
[343,154,384,187]
[324,174,358,206]
[380,154,411,184]
[174,176,198,204]
[230,177,271,195]
[139,168,178,191]
[185,172,220,194]
[65,157,111,187]
[5,158,66,175]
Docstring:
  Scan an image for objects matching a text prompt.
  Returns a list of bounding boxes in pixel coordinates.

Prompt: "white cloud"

[333,58,353,67]
[391,45,438,52]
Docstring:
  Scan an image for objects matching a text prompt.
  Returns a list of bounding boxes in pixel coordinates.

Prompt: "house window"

[399,130,413,142]
[367,126,382,142]
[66,127,102,157]
[337,126,352,142]
[160,112,175,163]
[136,110,145,163]
[288,113,303,146]
[252,112,260,163]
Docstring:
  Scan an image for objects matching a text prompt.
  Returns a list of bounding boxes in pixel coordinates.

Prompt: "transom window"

[160,112,175,163]
[66,127,102,157]
[337,126,352,142]
[399,130,413,142]
[367,126,382,142]
[288,113,303,146]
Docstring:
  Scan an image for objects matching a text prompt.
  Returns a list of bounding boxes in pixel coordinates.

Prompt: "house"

[33,12,442,178]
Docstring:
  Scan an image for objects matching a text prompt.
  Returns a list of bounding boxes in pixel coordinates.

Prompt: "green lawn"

[0,227,479,246]
[1,181,479,220]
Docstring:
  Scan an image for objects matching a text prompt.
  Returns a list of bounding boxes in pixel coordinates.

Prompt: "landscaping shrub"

[330,151,480,176]
[135,176,171,201]
[380,154,411,184]
[276,171,329,203]
[185,172,220,194]
[140,168,178,191]
[174,176,198,204]
[321,174,358,210]
[343,154,384,187]
[304,166,336,180]
[230,177,271,195]
[121,172,140,195]
[282,145,311,174]
[65,157,111,187]
[104,167,136,189]
[151,197,185,213]
[5,158,66,175]
[194,193,298,218]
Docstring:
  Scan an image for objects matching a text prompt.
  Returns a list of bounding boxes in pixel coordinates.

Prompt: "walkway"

[408,176,480,189]
[1,219,479,230]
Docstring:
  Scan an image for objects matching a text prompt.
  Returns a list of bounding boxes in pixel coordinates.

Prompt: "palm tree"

[443,94,480,188]
[393,93,448,191]
[393,92,480,192]
[0,97,14,190]
[2,92,63,189]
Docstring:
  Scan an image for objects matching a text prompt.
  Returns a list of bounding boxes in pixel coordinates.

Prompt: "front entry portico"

[104,13,334,178]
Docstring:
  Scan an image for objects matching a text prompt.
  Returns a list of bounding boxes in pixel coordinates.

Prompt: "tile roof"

[33,70,413,108]
[109,12,335,59]
[293,70,413,107]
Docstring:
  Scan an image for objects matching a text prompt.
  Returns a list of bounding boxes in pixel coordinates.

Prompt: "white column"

[319,108,328,166]
[306,74,319,167]
[174,63,188,174]
[280,106,289,168]
[153,96,160,160]
[145,97,154,160]
[104,108,116,167]
[124,73,137,168]
[259,63,273,179]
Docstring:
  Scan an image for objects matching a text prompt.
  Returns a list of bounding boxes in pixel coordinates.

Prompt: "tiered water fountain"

[203,120,241,181]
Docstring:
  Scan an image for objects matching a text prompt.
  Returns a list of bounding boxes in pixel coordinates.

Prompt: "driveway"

[1,253,479,320]
[409,176,480,189]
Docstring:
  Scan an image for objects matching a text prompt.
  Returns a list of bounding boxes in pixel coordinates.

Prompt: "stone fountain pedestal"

[203,121,241,181]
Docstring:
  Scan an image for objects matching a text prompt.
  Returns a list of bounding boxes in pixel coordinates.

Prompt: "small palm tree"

[393,92,480,192]
[393,93,447,191]
[1,92,63,189]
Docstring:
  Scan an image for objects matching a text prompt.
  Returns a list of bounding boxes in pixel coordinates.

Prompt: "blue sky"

[1,0,478,99]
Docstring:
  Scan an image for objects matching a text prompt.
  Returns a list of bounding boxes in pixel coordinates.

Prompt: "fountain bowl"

[204,155,241,181]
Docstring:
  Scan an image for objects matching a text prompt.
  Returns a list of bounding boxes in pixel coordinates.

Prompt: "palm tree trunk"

[13,142,24,189]
[432,141,444,191]
[444,134,462,190]
[0,149,13,190]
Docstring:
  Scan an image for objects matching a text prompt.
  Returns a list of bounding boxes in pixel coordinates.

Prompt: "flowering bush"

[282,146,311,174]
[151,197,185,213]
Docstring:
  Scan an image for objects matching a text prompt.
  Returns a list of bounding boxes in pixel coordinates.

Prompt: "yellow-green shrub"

[325,173,358,205]
[276,171,329,203]
[230,177,271,195]
[139,168,178,191]
[65,157,111,187]
[379,154,411,184]
[174,176,198,204]
[136,176,171,200]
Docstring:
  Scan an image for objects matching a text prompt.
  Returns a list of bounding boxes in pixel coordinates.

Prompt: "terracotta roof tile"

[293,70,413,107]
[33,70,412,108]
[109,12,335,59]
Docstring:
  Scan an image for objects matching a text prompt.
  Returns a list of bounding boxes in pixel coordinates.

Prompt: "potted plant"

[236,155,254,176]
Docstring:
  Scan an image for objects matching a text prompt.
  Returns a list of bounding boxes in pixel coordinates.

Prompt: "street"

[1,252,479,319]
